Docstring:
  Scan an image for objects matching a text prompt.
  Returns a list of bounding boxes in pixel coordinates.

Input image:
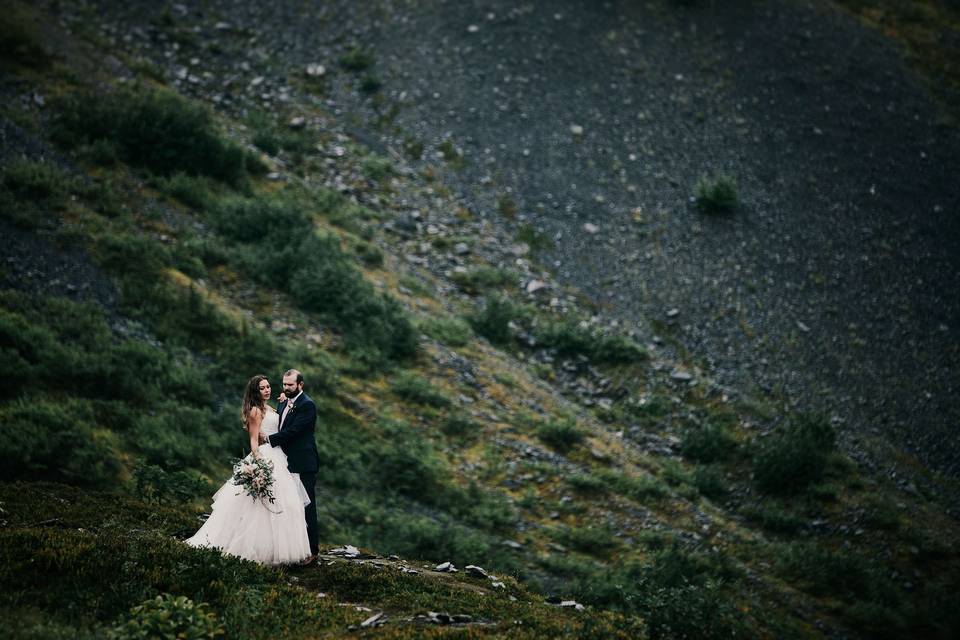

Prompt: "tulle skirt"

[185,443,311,565]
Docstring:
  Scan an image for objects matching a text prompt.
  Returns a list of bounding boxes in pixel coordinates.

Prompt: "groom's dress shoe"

[298,554,317,566]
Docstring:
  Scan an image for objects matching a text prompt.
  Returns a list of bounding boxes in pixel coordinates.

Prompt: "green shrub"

[695,174,739,213]
[774,541,897,604]
[372,420,447,498]
[741,502,805,534]
[361,155,393,181]
[339,47,375,71]
[248,111,315,158]
[550,524,619,556]
[536,418,586,453]
[132,462,212,506]
[440,414,481,439]
[692,465,728,499]
[451,267,518,294]
[108,593,224,640]
[1,159,74,205]
[515,223,554,253]
[419,316,472,347]
[53,88,258,187]
[753,414,836,494]
[155,172,215,210]
[534,319,646,364]
[212,195,416,364]
[566,473,608,494]
[354,241,384,267]
[681,423,737,463]
[391,372,452,408]
[1,398,123,487]
[469,295,522,346]
[599,469,669,502]
[360,73,382,93]
[0,5,52,68]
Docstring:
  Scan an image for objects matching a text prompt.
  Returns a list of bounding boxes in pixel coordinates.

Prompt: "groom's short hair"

[285,369,304,385]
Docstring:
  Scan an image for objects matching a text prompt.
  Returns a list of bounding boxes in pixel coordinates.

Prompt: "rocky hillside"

[1,1,959,638]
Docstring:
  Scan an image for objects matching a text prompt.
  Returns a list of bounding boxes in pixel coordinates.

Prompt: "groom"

[263,368,321,565]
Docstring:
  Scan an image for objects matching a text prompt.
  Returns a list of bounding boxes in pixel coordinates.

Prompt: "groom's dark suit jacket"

[268,392,320,474]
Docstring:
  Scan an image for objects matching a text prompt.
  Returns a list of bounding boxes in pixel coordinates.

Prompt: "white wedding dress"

[186,409,312,564]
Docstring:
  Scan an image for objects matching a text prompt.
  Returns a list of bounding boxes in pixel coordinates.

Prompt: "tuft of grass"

[695,174,739,213]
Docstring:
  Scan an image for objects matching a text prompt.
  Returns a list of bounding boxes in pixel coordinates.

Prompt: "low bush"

[550,524,619,556]
[536,418,586,454]
[534,319,646,364]
[740,502,806,534]
[692,465,728,499]
[52,87,260,187]
[566,472,608,494]
[599,469,670,502]
[695,174,739,213]
[1,397,123,487]
[213,195,416,364]
[451,266,518,294]
[361,155,393,181]
[681,422,737,463]
[773,541,897,604]
[391,372,452,408]
[469,294,523,346]
[440,414,481,438]
[752,414,836,494]
[419,316,472,347]
[339,47,375,71]
[108,593,224,640]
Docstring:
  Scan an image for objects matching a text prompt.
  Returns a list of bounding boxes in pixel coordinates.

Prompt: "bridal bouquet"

[232,455,277,506]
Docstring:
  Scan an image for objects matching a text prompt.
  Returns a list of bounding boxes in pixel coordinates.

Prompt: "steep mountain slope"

[1,1,958,638]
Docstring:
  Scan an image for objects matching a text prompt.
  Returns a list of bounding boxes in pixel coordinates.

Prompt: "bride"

[185,375,312,565]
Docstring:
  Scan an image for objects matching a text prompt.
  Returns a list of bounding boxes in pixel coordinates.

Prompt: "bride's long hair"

[241,374,269,429]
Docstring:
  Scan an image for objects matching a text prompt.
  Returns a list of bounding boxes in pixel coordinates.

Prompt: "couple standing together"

[186,369,321,566]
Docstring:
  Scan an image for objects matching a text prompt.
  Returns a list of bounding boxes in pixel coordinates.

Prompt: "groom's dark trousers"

[268,392,321,555]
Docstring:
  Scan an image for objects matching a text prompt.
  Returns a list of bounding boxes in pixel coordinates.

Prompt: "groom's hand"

[258,432,268,445]
[277,393,288,403]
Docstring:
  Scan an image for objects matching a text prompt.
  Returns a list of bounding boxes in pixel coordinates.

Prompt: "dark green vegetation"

[2,3,959,638]
[694,173,739,213]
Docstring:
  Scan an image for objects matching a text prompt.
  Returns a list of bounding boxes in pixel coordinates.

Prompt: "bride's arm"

[245,407,264,457]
